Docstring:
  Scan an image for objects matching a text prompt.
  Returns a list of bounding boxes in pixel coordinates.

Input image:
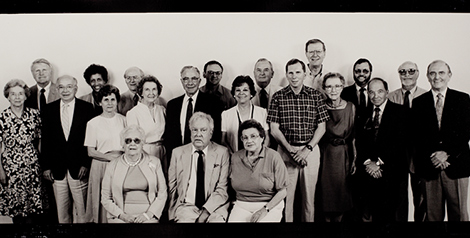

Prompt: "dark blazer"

[341,84,373,128]
[163,91,224,159]
[41,98,95,180]
[412,89,470,180]
[357,101,409,178]
[25,84,60,110]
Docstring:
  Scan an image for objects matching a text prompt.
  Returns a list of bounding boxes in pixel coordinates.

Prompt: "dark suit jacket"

[412,89,470,180]
[357,101,409,181]
[25,84,60,110]
[163,91,224,159]
[41,98,95,180]
[341,84,373,126]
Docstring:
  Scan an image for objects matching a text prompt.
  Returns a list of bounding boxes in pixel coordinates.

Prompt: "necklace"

[123,154,142,167]
[327,99,343,109]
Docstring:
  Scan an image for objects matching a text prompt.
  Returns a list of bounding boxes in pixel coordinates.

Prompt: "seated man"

[168,112,230,223]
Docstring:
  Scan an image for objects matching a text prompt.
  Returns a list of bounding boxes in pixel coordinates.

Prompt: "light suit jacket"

[101,153,168,219]
[168,142,230,221]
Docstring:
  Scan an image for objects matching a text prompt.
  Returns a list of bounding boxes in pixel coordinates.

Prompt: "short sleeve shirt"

[230,147,289,202]
[267,85,330,143]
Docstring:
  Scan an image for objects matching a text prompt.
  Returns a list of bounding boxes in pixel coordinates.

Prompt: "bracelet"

[264,205,270,212]
[143,213,150,220]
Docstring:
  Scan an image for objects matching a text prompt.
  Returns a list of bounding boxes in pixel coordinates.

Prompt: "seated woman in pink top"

[228,119,288,222]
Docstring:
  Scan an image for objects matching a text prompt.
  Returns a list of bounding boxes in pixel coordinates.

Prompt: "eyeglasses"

[58,85,76,91]
[324,84,344,91]
[241,134,260,142]
[307,50,323,55]
[354,69,370,74]
[207,71,222,76]
[398,69,418,76]
[124,138,142,144]
[182,77,200,82]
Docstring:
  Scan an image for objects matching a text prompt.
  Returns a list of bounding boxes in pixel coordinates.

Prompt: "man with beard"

[200,60,236,110]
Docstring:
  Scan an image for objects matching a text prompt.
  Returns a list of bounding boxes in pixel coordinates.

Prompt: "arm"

[202,147,230,214]
[167,149,178,221]
[221,132,234,154]
[292,122,326,163]
[250,188,287,223]
[263,130,270,148]
[270,122,295,154]
[87,147,122,162]
[146,158,168,220]
[0,143,6,185]
[101,160,129,221]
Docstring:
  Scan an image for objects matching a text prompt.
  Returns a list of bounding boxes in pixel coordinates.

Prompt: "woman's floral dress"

[0,107,44,217]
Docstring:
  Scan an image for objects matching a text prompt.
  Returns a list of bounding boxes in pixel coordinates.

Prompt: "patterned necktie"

[373,107,381,141]
[195,150,205,209]
[436,93,444,129]
[403,90,411,109]
[61,104,70,140]
[184,98,193,144]
[259,88,268,109]
[359,87,366,108]
[133,94,139,106]
[39,88,46,111]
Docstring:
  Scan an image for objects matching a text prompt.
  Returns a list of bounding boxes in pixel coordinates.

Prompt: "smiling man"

[168,112,230,223]
[25,58,60,112]
[267,58,329,222]
[200,60,236,110]
[412,60,470,221]
[304,39,329,91]
[164,66,224,161]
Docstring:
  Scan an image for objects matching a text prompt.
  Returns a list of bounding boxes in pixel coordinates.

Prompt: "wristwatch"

[306,144,313,151]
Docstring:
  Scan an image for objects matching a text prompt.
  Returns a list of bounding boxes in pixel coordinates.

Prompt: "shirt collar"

[401,86,418,95]
[40,82,51,92]
[355,84,367,92]
[184,90,200,102]
[431,87,447,99]
[374,99,388,112]
[192,144,209,155]
[60,98,76,107]
[308,64,323,77]
[286,84,308,95]
[255,83,271,92]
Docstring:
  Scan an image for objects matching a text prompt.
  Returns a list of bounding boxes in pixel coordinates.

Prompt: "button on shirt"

[267,85,330,143]
[185,145,208,205]
[180,90,199,144]
[230,147,288,202]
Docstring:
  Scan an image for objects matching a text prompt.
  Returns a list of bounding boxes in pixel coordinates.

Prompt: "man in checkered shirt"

[268,58,330,222]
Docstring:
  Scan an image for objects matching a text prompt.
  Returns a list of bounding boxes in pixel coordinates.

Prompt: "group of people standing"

[0,38,469,224]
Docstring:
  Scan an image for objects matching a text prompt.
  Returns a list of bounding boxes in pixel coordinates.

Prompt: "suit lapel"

[68,99,80,139]
[181,144,192,199]
[113,158,128,207]
[204,143,216,197]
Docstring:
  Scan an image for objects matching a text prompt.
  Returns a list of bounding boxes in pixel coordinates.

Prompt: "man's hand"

[431,151,450,169]
[293,147,310,167]
[78,166,88,180]
[134,213,151,223]
[195,207,210,223]
[365,163,382,179]
[250,207,268,223]
[43,169,54,182]
[119,213,135,223]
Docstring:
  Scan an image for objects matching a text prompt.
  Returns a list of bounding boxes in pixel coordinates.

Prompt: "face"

[99,93,118,114]
[181,68,201,97]
[142,81,159,104]
[305,42,326,67]
[8,86,26,108]
[31,63,52,85]
[324,77,344,101]
[190,118,213,150]
[286,62,306,90]
[233,83,251,104]
[57,76,78,103]
[368,80,388,107]
[398,62,419,89]
[254,61,273,88]
[125,69,142,92]
[123,130,144,156]
[427,62,451,91]
[90,73,106,92]
[353,62,372,86]
[204,64,223,85]
[241,127,263,152]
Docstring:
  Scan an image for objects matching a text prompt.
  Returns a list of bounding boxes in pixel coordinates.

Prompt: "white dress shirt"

[180,90,199,143]
[185,145,208,205]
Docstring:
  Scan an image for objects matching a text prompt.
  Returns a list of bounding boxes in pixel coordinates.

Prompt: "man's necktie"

[373,107,381,141]
[436,93,444,129]
[39,88,46,111]
[195,150,205,209]
[259,88,268,109]
[184,98,193,144]
[133,93,139,106]
[359,87,366,108]
[61,104,70,140]
[403,90,411,109]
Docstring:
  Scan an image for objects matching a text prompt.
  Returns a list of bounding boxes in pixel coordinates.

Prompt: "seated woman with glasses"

[227,119,288,222]
[317,72,356,222]
[101,125,167,223]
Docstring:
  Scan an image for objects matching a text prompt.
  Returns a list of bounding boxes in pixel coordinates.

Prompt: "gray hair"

[31,58,52,72]
[3,79,30,99]
[124,66,145,79]
[120,124,146,147]
[180,66,201,77]
[427,60,452,75]
[189,112,214,132]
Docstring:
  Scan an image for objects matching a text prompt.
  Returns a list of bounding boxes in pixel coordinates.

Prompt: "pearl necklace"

[123,154,142,167]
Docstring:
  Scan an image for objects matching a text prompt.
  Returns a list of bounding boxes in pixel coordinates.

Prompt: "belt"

[290,142,309,146]
[330,138,346,146]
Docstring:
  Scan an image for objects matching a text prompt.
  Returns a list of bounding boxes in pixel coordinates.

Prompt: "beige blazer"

[101,153,168,219]
[168,142,230,221]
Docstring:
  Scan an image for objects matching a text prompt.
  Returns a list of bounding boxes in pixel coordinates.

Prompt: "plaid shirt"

[267,85,330,144]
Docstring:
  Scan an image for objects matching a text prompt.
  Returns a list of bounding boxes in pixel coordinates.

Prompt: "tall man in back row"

[268,58,329,222]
